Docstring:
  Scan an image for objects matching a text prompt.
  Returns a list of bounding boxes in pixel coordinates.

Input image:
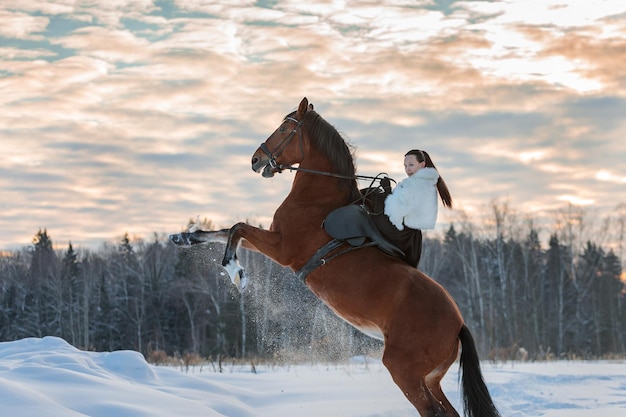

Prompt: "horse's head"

[252,97,311,178]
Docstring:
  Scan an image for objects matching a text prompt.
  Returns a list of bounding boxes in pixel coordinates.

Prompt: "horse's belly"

[353,324,384,341]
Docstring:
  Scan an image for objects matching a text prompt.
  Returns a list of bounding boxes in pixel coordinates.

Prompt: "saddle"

[322,204,405,258]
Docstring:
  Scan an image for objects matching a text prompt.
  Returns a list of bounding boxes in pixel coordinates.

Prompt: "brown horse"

[170,97,500,417]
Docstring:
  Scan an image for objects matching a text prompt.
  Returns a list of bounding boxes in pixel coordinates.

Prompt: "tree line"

[1,204,624,361]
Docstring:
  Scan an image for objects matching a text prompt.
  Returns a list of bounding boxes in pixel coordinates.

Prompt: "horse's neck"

[289,160,352,208]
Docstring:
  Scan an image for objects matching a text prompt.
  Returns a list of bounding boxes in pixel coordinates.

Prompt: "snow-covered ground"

[1,337,625,417]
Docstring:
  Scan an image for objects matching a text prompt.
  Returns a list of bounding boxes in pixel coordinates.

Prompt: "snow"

[1,337,625,417]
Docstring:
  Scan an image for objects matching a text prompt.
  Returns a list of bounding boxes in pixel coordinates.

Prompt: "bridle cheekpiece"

[259,116,305,175]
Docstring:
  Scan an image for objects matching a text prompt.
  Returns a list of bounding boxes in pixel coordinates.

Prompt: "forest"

[1,202,624,362]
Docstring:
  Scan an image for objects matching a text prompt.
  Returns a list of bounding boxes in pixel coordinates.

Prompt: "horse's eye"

[279,126,286,133]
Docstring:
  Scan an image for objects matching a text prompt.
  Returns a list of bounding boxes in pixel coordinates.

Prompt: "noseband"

[260,116,305,172]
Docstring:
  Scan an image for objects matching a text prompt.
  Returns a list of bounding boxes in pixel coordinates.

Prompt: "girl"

[372,149,452,267]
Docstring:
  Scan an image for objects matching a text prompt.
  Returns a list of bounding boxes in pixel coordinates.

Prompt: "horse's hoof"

[223,259,247,291]
[169,233,190,246]
[240,270,249,290]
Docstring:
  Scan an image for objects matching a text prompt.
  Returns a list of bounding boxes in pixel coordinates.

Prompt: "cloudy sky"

[1,0,625,251]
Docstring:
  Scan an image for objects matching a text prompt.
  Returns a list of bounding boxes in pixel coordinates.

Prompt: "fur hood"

[384,167,439,230]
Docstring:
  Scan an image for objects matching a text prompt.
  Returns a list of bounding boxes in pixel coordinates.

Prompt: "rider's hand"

[380,177,392,194]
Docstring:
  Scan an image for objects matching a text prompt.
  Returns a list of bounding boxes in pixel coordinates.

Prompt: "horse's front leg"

[221,222,282,291]
[170,223,282,291]
[169,228,248,288]
[169,229,230,246]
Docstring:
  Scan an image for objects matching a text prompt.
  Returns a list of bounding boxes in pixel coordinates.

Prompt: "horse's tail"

[458,324,501,417]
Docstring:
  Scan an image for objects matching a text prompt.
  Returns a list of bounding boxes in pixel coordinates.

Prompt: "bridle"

[259,115,385,182]
[259,116,305,172]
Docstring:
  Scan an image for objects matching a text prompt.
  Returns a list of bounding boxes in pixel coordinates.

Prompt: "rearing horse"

[170,97,500,417]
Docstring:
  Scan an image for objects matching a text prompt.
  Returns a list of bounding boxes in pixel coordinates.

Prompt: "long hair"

[405,149,453,209]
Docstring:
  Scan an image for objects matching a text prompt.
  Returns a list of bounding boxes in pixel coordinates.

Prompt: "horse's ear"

[297,97,309,118]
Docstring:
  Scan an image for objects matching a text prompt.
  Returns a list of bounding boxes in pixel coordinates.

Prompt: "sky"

[1,0,626,251]
[1,336,626,417]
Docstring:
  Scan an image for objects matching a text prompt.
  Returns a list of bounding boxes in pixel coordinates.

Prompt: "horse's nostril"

[251,156,259,165]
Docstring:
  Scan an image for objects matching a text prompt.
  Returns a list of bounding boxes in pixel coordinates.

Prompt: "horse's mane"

[287,110,361,201]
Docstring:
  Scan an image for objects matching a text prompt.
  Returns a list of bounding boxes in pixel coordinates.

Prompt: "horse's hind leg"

[382,347,448,417]
[425,340,461,417]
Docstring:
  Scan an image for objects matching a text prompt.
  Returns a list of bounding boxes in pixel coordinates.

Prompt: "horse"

[170,97,500,417]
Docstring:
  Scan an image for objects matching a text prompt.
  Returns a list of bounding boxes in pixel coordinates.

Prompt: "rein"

[277,163,386,182]
[278,164,391,211]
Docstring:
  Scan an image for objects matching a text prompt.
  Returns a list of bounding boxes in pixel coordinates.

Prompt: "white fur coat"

[384,167,439,230]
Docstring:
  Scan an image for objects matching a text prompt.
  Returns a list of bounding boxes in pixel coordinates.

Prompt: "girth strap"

[296,239,376,283]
